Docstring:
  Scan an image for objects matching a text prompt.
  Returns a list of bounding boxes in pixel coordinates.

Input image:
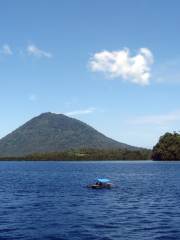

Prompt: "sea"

[0,161,180,240]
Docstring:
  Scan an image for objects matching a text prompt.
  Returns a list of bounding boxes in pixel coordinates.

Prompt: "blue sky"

[0,0,180,148]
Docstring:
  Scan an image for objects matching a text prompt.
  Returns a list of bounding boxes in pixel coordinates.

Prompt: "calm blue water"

[0,161,180,240]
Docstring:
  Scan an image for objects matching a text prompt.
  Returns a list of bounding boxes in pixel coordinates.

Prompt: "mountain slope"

[0,112,136,157]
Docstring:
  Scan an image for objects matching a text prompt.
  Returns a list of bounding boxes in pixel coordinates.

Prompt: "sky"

[0,0,180,148]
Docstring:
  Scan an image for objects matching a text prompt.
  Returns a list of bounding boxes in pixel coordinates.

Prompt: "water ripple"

[0,161,180,240]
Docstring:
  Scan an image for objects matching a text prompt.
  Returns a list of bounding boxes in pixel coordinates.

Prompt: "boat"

[88,178,112,189]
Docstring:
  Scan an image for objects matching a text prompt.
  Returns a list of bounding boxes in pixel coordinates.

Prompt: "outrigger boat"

[88,178,112,189]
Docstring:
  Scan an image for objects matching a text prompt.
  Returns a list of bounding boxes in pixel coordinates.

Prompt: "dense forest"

[1,132,180,161]
[0,112,135,157]
[151,132,180,160]
[0,148,151,161]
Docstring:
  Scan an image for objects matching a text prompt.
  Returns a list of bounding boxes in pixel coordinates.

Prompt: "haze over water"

[0,161,180,240]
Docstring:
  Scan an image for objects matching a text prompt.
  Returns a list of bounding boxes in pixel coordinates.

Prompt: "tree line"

[0,148,151,161]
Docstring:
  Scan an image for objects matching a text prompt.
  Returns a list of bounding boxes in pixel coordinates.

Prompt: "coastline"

[0,158,151,161]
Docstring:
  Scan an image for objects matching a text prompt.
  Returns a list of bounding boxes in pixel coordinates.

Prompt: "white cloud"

[27,44,52,58]
[89,48,153,85]
[129,110,180,125]
[1,44,13,55]
[66,107,96,116]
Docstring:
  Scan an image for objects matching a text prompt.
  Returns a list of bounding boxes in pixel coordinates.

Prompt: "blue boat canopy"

[96,178,110,183]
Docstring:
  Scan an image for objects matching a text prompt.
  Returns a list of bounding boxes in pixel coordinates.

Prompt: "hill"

[152,132,180,160]
[0,112,136,157]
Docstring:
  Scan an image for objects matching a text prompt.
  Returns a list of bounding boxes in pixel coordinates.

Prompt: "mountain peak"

[39,112,61,117]
[39,112,71,118]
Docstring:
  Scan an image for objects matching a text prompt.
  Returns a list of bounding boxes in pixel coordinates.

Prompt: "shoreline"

[0,158,151,161]
[0,159,179,162]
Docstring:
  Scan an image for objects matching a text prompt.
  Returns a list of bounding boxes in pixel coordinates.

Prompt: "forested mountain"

[0,112,136,157]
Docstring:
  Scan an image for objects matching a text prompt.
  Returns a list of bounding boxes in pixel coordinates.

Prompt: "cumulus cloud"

[129,110,180,125]
[1,44,13,55]
[66,107,96,116]
[89,48,153,85]
[27,44,52,58]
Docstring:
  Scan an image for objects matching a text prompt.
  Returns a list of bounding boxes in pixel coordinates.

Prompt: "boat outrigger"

[88,178,112,189]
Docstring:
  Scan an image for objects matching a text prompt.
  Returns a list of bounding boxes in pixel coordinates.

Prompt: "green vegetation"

[152,132,180,160]
[19,148,151,161]
[2,129,180,161]
[0,112,136,157]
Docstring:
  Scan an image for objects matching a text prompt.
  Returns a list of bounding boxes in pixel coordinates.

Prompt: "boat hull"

[88,184,112,189]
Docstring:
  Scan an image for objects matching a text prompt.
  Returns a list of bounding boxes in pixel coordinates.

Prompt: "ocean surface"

[0,161,180,240]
